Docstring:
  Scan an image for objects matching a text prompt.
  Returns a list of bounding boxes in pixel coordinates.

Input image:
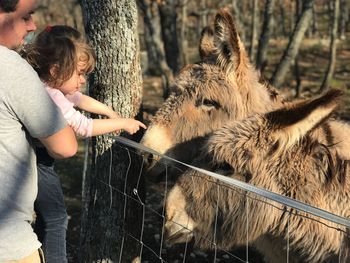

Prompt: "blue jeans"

[34,162,68,263]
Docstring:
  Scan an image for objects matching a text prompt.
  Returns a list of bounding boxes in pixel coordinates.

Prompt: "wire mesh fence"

[91,136,350,263]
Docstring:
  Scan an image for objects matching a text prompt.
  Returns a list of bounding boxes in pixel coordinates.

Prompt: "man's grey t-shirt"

[0,45,67,260]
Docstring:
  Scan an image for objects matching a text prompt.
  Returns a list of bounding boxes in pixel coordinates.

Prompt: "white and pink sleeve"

[65,91,82,106]
[45,87,93,137]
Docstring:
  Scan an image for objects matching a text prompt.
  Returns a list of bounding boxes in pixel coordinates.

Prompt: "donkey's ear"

[267,89,343,148]
[214,8,248,74]
[199,27,215,60]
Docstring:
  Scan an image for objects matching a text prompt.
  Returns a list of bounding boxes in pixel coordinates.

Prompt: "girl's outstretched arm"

[77,94,119,119]
[92,118,147,136]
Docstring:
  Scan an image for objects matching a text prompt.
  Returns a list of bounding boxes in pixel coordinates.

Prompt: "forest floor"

[57,36,350,262]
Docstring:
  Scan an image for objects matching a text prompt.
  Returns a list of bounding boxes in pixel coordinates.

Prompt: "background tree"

[178,0,189,67]
[278,0,287,37]
[198,0,208,35]
[306,1,317,37]
[35,0,83,30]
[319,0,340,92]
[293,0,302,97]
[339,0,348,39]
[231,0,246,42]
[79,0,144,262]
[256,0,276,71]
[158,0,181,73]
[249,0,259,61]
[270,0,314,88]
[138,0,174,97]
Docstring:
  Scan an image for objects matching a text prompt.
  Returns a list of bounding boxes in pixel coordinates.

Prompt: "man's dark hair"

[0,0,19,13]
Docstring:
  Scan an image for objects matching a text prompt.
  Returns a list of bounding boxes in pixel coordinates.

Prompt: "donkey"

[141,8,350,177]
[141,8,285,177]
[165,89,350,263]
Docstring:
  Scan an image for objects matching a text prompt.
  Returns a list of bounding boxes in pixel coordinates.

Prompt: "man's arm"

[39,125,78,159]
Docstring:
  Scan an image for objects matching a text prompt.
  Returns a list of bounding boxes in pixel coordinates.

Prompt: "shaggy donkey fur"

[166,89,350,263]
[141,8,350,175]
[141,7,350,263]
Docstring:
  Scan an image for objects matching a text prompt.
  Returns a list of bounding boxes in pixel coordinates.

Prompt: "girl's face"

[59,63,86,95]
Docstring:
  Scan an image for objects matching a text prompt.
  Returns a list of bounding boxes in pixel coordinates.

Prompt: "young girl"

[22,25,146,262]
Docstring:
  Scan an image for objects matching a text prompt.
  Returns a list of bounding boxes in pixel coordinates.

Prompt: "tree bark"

[270,0,314,88]
[79,1,144,262]
[319,0,340,92]
[256,0,276,71]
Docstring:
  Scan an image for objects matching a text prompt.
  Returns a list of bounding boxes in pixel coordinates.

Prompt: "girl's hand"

[122,119,147,134]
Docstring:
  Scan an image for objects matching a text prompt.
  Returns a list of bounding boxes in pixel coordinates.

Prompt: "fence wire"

[89,136,350,263]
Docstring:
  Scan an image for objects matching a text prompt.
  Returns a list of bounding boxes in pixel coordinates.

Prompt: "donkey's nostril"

[142,153,157,170]
[141,152,166,182]
[147,153,154,167]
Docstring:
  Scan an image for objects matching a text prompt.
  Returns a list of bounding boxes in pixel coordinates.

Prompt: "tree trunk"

[232,0,246,42]
[178,0,189,67]
[319,0,340,92]
[138,0,174,96]
[249,0,259,61]
[290,0,295,33]
[256,0,276,71]
[339,0,348,40]
[79,1,144,262]
[306,3,317,38]
[278,0,287,37]
[199,0,208,34]
[294,0,302,97]
[294,55,302,97]
[158,0,180,74]
[270,0,314,88]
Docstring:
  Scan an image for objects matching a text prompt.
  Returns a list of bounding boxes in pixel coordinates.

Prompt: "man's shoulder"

[0,46,43,97]
[0,45,22,64]
[0,45,37,78]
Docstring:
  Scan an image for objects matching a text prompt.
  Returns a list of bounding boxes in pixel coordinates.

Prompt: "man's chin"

[14,45,23,52]
[11,40,24,52]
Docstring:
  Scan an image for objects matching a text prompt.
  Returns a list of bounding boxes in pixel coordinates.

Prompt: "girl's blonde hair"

[22,25,95,88]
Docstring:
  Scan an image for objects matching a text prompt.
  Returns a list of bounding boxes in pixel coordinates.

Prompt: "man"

[0,0,78,262]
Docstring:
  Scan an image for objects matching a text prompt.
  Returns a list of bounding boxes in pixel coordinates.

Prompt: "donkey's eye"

[214,162,234,176]
[202,99,220,109]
